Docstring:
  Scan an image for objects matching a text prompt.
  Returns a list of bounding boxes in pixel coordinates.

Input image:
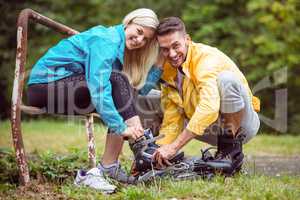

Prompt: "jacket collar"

[161,62,177,88]
[115,24,125,65]
[181,41,194,78]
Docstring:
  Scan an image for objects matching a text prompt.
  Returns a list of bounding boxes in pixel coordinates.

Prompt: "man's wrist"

[171,129,197,151]
[171,140,181,152]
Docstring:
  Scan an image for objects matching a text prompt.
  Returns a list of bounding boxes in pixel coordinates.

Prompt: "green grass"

[1,119,300,156]
[1,175,299,199]
[1,119,300,199]
[0,118,108,154]
[61,175,300,199]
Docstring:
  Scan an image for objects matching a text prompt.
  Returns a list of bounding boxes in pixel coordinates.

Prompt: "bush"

[0,147,89,185]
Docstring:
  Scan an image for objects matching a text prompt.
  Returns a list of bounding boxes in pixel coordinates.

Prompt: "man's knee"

[217,71,240,91]
[217,71,245,113]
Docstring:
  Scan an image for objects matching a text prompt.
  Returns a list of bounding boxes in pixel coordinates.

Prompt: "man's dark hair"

[157,17,186,36]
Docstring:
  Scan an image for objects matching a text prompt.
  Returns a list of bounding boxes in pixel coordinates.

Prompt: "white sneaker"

[74,168,116,193]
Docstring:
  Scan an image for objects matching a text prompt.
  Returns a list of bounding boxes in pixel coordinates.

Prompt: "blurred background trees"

[1,0,299,134]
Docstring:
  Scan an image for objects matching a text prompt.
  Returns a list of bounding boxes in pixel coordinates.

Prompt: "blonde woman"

[27,8,161,192]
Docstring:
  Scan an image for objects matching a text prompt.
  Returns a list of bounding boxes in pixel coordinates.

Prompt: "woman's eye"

[137,28,143,35]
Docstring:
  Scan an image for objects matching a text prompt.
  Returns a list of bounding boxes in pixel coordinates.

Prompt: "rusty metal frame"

[11,8,96,186]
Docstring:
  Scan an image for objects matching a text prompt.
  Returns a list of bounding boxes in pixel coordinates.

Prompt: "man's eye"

[162,48,169,53]
[174,44,180,49]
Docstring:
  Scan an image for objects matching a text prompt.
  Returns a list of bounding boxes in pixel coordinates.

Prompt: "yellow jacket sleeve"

[157,85,185,145]
[252,96,260,112]
[186,63,220,135]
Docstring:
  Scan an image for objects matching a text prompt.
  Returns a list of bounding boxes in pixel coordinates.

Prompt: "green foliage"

[31,149,88,183]
[0,148,19,184]
[0,147,88,184]
[183,0,300,77]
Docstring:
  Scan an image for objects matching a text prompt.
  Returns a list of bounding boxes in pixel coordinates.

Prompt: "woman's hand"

[123,115,144,140]
[122,126,144,140]
[125,116,143,131]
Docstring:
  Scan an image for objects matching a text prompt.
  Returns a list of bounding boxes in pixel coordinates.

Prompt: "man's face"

[157,31,189,68]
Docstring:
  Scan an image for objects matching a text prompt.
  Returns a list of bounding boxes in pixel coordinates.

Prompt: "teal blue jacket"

[28,24,162,134]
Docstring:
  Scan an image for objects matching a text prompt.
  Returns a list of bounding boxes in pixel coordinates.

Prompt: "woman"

[27,8,162,191]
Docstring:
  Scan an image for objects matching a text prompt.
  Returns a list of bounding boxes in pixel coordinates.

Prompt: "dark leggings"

[27,72,137,121]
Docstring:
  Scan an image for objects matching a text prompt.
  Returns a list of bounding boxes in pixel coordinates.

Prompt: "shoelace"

[214,151,232,161]
[114,164,129,180]
[214,151,224,160]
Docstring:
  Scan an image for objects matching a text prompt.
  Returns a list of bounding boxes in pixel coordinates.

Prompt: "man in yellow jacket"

[153,17,260,174]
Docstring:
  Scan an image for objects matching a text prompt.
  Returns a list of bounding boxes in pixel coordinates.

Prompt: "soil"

[244,155,300,176]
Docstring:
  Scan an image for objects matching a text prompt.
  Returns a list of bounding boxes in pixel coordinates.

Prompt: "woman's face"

[125,23,155,50]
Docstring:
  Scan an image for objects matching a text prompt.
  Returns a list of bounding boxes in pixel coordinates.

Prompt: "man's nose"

[169,48,176,58]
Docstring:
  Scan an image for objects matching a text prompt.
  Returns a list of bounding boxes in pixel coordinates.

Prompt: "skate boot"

[206,128,245,176]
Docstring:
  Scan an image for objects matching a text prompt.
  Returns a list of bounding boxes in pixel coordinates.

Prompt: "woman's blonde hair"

[122,8,159,89]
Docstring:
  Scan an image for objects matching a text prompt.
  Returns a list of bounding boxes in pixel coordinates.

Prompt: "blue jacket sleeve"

[85,41,127,134]
[138,65,163,95]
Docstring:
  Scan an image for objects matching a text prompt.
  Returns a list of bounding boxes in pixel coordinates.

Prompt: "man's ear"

[185,34,191,42]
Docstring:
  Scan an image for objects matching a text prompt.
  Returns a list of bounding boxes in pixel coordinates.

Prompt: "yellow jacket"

[157,41,260,145]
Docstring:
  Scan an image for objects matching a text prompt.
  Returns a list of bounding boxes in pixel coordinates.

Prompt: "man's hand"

[153,144,177,168]
[153,129,197,168]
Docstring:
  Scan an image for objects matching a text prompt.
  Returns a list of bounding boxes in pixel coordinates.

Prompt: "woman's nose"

[137,35,144,44]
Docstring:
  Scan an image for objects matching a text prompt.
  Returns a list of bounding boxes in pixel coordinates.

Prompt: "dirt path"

[244,155,300,176]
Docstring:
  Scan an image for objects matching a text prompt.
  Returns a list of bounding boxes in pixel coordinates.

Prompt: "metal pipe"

[11,8,78,185]
[85,115,96,168]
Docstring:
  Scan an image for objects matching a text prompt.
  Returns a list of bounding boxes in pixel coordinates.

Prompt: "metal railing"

[11,8,96,185]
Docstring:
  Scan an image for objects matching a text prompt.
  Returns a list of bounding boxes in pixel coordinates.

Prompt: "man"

[153,17,260,174]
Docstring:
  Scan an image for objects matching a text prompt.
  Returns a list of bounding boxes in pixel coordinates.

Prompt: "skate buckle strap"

[137,134,165,147]
[201,147,216,161]
[169,161,190,171]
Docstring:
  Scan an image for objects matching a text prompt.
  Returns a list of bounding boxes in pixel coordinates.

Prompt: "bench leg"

[11,104,30,185]
[85,115,96,168]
